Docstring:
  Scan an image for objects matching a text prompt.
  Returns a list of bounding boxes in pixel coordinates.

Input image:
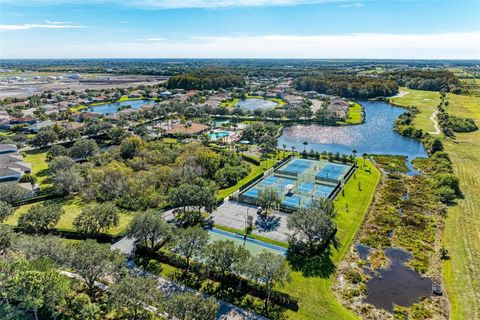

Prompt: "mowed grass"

[5,197,135,236]
[338,102,363,125]
[283,160,380,319]
[390,87,441,133]
[22,150,50,189]
[392,89,480,320]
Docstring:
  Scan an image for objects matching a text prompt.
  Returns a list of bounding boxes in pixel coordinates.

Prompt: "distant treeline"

[388,70,460,92]
[294,75,398,98]
[166,73,245,90]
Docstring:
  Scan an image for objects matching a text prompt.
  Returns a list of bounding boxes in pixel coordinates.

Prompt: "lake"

[278,101,427,159]
[85,99,154,114]
[235,98,278,111]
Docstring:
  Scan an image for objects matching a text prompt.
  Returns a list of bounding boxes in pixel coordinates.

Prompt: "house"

[9,117,37,127]
[28,120,55,133]
[104,114,120,122]
[165,122,209,136]
[0,153,32,174]
[75,112,102,122]
[62,122,85,130]
[0,144,18,155]
[140,104,156,112]
[160,91,172,98]
[327,98,349,119]
[18,182,36,198]
[0,167,22,182]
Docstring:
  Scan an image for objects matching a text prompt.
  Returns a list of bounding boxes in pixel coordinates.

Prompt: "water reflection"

[278,101,427,159]
[236,98,278,111]
[85,99,154,114]
[364,248,433,312]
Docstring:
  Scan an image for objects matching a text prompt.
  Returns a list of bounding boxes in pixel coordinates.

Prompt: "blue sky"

[0,0,479,59]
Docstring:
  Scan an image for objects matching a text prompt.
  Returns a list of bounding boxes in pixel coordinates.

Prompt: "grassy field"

[338,102,363,125]
[21,150,51,189]
[5,197,135,236]
[392,89,480,320]
[283,160,380,319]
[390,87,441,133]
[0,130,14,136]
[220,98,239,108]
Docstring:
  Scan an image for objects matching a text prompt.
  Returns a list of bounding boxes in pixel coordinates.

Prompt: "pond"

[364,248,433,312]
[235,98,278,111]
[84,99,154,114]
[278,101,427,159]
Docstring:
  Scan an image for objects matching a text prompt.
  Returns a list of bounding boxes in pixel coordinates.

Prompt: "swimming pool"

[208,228,287,255]
[208,131,230,140]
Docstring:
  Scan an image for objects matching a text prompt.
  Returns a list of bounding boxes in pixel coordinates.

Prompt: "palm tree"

[282,144,287,157]
[352,149,357,158]
[303,141,308,152]
[291,146,296,155]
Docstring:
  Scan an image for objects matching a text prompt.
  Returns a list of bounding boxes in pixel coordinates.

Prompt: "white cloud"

[45,20,72,24]
[0,23,86,30]
[339,3,364,7]
[3,32,480,59]
[147,37,166,41]
[0,0,352,9]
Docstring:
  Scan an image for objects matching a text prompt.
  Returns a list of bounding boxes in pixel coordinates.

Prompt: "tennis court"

[258,176,296,189]
[315,163,349,181]
[315,184,335,198]
[276,158,313,176]
[239,157,354,211]
[282,194,305,209]
[298,182,315,194]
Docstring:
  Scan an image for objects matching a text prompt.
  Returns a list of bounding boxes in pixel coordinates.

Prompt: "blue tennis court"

[298,182,315,194]
[242,187,261,199]
[315,163,348,181]
[259,176,296,189]
[239,157,354,211]
[277,159,313,175]
[315,184,335,198]
[283,194,304,208]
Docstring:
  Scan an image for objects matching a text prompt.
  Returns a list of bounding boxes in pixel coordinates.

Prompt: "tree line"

[166,73,245,90]
[387,70,460,92]
[0,229,219,320]
[294,75,398,98]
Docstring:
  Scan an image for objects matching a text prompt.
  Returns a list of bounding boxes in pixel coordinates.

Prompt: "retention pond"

[364,248,433,312]
[278,100,427,159]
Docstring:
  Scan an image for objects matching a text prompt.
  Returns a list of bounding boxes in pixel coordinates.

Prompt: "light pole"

[244,207,250,245]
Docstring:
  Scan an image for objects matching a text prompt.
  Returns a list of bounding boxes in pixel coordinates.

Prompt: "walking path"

[429,110,441,135]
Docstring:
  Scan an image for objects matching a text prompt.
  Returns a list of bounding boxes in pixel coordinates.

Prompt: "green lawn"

[21,150,51,190]
[5,197,135,236]
[390,87,441,133]
[220,98,239,108]
[337,102,363,125]
[391,89,480,320]
[283,160,380,319]
[0,130,14,136]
